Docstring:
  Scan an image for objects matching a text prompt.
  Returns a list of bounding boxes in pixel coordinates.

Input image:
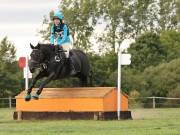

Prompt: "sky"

[0,0,58,58]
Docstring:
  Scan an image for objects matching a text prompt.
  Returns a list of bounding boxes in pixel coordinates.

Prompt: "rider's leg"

[61,43,76,75]
[61,43,70,58]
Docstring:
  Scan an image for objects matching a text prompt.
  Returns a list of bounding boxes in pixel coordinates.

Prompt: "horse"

[25,43,92,101]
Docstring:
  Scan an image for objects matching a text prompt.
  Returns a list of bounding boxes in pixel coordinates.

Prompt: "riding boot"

[69,57,76,75]
[55,46,60,62]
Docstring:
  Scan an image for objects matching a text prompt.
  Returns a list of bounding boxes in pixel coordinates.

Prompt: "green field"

[0,108,180,135]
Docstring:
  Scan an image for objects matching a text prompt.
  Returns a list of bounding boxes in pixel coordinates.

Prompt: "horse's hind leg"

[32,72,55,100]
[80,75,88,87]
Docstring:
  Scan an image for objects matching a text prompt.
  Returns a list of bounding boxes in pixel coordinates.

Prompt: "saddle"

[54,48,81,74]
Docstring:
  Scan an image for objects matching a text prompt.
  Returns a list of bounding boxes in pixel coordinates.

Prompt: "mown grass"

[0,108,180,135]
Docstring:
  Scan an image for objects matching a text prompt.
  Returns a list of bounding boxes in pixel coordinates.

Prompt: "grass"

[0,108,180,135]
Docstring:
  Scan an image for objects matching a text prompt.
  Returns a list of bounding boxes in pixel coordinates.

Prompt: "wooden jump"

[14,87,132,120]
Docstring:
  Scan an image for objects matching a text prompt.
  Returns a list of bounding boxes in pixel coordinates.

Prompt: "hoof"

[25,94,31,101]
[32,94,39,100]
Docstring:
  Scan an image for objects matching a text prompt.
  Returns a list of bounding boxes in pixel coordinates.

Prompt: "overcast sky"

[0,0,58,58]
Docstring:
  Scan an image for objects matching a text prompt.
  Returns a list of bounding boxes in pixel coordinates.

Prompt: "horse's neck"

[41,46,54,61]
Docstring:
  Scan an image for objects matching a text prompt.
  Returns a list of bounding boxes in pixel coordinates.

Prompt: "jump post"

[14,87,132,120]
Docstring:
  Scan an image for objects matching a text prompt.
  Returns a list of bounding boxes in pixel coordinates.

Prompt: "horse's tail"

[89,69,93,86]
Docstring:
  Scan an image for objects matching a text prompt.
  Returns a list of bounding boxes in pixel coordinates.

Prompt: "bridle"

[29,49,45,69]
[30,47,67,71]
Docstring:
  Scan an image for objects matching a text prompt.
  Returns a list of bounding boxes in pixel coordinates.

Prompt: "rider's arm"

[58,24,68,45]
[50,25,54,45]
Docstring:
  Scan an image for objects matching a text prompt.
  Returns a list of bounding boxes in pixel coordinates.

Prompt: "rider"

[50,10,76,74]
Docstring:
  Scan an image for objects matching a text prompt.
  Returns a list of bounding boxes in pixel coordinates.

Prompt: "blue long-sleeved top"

[50,23,70,45]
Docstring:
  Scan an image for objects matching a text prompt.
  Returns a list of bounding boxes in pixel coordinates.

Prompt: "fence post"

[9,97,12,109]
[153,97,156,109]
[17,111,22,120]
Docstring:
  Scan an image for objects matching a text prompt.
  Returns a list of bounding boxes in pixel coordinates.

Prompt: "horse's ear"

[30,43,34,49]
[36,43,40,49]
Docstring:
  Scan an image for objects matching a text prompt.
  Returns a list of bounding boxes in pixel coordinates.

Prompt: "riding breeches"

[61,43,72,58]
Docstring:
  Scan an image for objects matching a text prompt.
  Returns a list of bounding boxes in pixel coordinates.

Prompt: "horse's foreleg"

[32,72,55,100]
[25,70,42,101]
[27,71,42,94]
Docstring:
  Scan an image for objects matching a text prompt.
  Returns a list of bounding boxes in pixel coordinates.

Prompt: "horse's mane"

[37,43,65,61]
[38,43,63,50]
[37,43,55,58]
[39,43,52,49]
[39,43,56,51]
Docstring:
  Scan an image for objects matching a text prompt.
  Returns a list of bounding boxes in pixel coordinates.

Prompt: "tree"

[141,58,180,97]
[128,32,166,71]
[98,0,155,51]
[158,0,179,31]
[0,37,16,63]
[0,37,21,97]
[88,51,117,86]
[98,0,128,51]
[120,30,180,96]
[176,0,180,21]
[160,30,180,61]
[98,0,179,53]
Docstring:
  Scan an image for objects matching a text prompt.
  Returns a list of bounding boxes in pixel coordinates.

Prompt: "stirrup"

[55,55,60,62]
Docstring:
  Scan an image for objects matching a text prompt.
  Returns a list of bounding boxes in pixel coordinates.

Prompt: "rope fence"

[0,97,16,108]
[129,97,180,109]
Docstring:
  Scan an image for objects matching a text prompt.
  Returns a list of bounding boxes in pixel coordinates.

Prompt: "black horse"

[25,43,91,101]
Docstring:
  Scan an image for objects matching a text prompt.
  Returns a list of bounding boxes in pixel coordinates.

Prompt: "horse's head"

[29,43,44,73]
